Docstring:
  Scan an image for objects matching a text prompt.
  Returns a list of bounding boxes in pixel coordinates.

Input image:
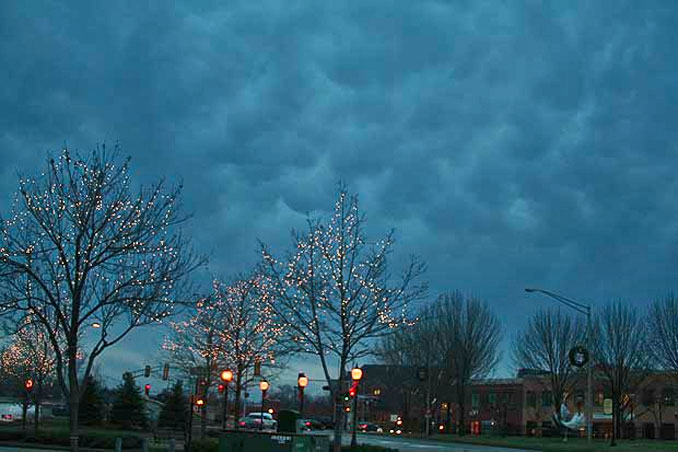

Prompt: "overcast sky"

[2,1,678,387]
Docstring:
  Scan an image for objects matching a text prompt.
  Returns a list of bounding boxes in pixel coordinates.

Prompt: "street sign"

[390,414,399,422]
[603,398,613,415]
[569,346,589,368]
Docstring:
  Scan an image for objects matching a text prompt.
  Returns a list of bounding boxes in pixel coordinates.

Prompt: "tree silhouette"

[111,373,148,429]
[78,375,105,426]
[158,381,186,431]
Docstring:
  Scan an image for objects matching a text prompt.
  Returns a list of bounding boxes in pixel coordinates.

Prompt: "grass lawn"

[0,418,147,449]
[429,434,678,451]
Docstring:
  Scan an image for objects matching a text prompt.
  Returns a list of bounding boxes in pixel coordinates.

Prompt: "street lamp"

[351,367,363,447]
[297,372,309,416]
[259,380,269,431]
[220,369,233,430]
[525,288,593,443]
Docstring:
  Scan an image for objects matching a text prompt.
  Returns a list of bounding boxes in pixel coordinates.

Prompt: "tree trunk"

[332,388,344,452]
[69,389,80,452]
[22,399,27,432]
[200,404,207,439]
[610,402,618,446]
[35,379,43,435]
[233,371,242,430]
[68,346,80,452]
[332,370,346,452]
[445,402,451,434]
[457,383,466,436]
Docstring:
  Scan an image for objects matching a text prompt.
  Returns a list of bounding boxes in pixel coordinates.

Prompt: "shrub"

[188,438,218,452]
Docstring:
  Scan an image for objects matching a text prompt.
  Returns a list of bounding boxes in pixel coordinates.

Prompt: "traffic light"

[144,365,151,378]
[342,393,350,403]
[162,363,170,381]
[349,387,356,398]
[344,406,351,413]
[24,378,34,392]
[144,383,151,396]
[218,384,225,393]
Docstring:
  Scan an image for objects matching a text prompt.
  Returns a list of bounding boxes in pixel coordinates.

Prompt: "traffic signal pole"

[350,386,359,447]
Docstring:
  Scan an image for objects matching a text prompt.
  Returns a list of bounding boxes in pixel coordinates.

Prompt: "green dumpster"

[278,409,300,433]
[219,430,329,452]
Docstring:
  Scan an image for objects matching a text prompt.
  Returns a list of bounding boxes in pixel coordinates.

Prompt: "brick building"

[359,365,678,439]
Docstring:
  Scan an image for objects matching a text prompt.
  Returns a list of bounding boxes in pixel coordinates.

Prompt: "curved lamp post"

[350,367,363,447]
[525,288,592,443]
[220,370,233,430]
[297,373,309,416]
[259,380,269,431]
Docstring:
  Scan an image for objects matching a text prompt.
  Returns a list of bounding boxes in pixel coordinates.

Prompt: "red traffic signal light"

[218,384,225,393]
[349,387,356,398]
[144,383,151,395]
[24,379,34,392]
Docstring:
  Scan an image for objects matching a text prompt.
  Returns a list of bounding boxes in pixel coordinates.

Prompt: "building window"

[527,391,537,408]
[542,391,552,408]
[663,388,675,406]
[471,392,480,409]
[488,392,496,405]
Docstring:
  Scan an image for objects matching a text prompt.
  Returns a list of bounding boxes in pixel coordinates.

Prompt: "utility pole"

[525,288,593,444]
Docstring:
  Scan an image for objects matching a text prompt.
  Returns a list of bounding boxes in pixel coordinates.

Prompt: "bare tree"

[432,293,501,435]
[260,185,426,451]
[213,275,290,427]
[164,274,287,434]
[512,308,584,420]
[648,294,678,377]
[164,295,224,439]
[592,302,649,445]
[0,147,202,451]
[377,302,449,432]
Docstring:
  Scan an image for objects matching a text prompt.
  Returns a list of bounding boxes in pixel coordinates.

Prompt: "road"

[340,433,532,452]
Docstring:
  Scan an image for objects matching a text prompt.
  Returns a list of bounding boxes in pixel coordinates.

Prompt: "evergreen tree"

[78,376,106,426]
[111,373,148,429]
[158,381,187,430]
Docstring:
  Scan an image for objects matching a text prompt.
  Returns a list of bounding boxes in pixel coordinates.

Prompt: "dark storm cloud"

[2,0,678,376]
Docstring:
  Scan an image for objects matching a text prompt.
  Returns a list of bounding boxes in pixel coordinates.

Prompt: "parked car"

[299,418,325,430]
[239,412,277,431]
[358,422,383,433]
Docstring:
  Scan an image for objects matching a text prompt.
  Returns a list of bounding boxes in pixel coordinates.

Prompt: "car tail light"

[305,421,311,426]
[359,424,367,429]
[239,421,246,427]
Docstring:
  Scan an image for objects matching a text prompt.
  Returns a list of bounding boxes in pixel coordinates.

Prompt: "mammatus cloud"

[2,1,678,377]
